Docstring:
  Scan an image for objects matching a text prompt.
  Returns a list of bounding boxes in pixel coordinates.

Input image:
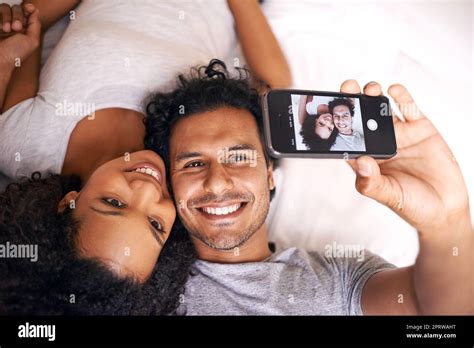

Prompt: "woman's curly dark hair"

[0,173,196,315]
[144,58,277,199]
[300,114,338,151]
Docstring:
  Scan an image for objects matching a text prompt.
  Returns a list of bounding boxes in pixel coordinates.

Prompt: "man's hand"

[343,80,473,315]
[0,3,41,67]
[342,80,471,236]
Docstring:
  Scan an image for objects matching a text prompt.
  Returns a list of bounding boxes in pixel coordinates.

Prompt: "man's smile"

[193,201,248,221]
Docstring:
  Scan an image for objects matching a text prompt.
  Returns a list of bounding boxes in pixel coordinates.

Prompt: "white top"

[0,0,236,179]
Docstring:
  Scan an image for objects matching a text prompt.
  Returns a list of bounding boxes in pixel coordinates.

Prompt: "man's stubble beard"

[181,189,270,251]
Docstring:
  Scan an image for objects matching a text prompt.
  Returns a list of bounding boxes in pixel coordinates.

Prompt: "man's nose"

[203,163,234,195]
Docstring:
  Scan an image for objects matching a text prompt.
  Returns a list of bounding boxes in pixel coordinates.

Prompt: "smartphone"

[262,89,397,159]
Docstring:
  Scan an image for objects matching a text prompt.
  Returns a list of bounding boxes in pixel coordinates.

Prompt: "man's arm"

[341,80,473,315]
[227,0,292,89]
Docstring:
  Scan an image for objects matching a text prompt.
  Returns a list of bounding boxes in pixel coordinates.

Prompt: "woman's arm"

[0,3,40,112]
[1,1,79,112]
[24,0,79,32]
[227,0,292,89]
[298,95,311,125]
[0,56,15,110]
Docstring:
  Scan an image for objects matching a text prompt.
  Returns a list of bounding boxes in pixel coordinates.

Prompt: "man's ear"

[57,191,80,213]
[267,162,275,191]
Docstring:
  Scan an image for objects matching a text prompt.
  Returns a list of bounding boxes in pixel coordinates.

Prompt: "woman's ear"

[57,191,80,213]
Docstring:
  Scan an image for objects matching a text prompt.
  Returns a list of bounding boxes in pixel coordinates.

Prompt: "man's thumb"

[354,156,401,211]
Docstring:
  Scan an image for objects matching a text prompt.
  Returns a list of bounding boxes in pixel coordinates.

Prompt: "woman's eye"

[150,218,165,234]
[184,161,204,168]
[103,198,126,208]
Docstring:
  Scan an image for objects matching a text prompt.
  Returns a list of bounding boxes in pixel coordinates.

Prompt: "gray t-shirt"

[331,131,366,152]
[178,247,395,315]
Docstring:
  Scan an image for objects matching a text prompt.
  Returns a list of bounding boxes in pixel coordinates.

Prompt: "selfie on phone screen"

[295,95,366,152]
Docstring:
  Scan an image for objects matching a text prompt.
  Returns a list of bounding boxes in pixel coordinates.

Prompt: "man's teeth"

[202,203,242,216]
[134,167,160,181]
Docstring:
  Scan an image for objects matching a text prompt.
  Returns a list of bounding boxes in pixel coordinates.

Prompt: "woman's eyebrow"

[90,207,164,246]
[89,206,125,217]
[150,226,165,247]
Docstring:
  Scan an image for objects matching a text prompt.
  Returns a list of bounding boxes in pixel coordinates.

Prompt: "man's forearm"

[228,0,292,89]
[414,209,473,314]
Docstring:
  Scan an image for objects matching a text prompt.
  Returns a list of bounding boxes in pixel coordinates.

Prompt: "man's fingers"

[363,81,383,96]
[0,3,12,33]
[11,4,23,32]
[388,84,425,122]
[340,79,361,94]
[353,156,403,211]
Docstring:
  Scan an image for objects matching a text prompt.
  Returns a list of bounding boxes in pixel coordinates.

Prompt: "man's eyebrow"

[175,144,258,162]
[227,144,257,152]
[175,151,202,162]
[90,206,125,217]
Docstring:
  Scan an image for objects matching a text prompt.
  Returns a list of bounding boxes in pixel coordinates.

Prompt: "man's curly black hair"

[328,97,355,117]
[144,58,277,200]
[300,114,339,151]
[0,173,196,315]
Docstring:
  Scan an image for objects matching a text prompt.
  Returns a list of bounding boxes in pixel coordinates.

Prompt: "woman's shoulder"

[0,97,75,179]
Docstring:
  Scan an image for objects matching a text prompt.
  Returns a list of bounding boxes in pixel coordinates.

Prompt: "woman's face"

[58,150,175,282]
[314,113,335,139]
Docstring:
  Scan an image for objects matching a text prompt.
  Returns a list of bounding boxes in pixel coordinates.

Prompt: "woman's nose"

[129,179,162,204]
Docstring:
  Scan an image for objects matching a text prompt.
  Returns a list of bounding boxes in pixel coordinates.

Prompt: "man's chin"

[193,228,251,250]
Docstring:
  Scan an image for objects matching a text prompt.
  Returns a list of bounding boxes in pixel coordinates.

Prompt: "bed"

[1,0,472,267]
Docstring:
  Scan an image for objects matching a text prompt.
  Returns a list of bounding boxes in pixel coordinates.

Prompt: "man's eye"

[103,198,126,208]
[229,154,247,163]
[149,218,165,234]
[184,161,204,168]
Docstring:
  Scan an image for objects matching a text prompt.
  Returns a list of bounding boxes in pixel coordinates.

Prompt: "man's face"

[332,104,353,135]
[169,107,274,251]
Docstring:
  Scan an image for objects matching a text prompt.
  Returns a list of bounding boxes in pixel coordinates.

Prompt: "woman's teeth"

[202,203,242,216]
[134,167,160,182]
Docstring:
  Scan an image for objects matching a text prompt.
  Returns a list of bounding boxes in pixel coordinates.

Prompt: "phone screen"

[263,90,397,158]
